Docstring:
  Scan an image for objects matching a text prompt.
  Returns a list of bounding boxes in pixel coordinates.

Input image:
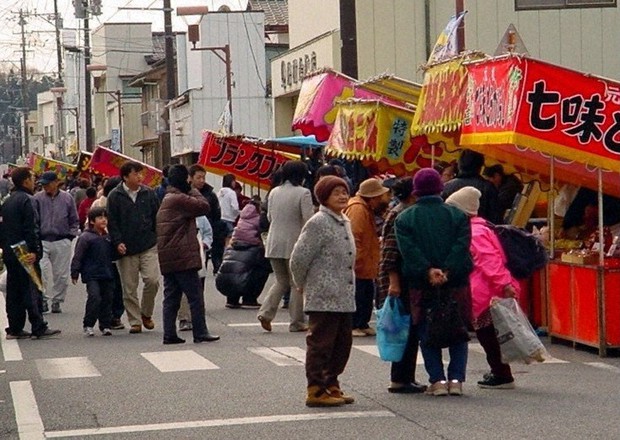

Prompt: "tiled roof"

[248,0,288,27]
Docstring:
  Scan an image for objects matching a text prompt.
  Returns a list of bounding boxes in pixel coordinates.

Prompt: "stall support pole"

[545,156,555,332]
[597,168,607,356]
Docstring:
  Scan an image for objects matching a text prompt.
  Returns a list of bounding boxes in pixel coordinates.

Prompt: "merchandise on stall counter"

[11,241,44,292]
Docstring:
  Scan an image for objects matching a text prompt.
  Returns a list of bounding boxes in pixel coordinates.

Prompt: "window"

[516,0,616,9]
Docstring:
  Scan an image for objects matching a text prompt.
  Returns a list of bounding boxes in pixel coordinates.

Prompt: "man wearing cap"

[344,177,391,337]
[34,171,80,314]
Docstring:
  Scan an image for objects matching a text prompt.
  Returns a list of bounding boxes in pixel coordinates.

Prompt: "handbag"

[423,287,470,349]
[376,296,411,362]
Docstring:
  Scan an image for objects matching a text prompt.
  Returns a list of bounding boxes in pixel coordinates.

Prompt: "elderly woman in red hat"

[290,176,356,408]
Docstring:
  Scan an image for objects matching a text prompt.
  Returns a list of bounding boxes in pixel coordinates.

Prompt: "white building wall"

[288,0,340,48]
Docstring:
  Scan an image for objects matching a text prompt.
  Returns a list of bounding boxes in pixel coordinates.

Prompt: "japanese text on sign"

[526,79,620,154]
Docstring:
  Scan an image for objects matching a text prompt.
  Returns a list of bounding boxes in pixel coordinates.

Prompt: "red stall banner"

[89,147,162,187]
[461,56,620,173]
[198,131,294,190]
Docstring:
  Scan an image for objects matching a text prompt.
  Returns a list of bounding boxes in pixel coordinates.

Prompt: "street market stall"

[457,55,620,355]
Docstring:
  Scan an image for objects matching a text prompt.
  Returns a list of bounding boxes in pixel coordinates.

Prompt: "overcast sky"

[0,0,250,75]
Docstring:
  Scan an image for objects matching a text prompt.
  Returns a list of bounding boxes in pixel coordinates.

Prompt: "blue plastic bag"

[376,296,411,362]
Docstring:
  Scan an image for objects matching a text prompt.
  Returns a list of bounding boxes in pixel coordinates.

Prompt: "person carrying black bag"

[395,168,473,397]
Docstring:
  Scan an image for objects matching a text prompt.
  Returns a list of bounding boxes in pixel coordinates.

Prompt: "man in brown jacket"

[344,178,390,337]
[156,164,220,345]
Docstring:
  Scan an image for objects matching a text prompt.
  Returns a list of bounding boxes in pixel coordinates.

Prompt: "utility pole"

[84,6,93,152]
[53,0,63,84]
[19,9,29,156]
[456,0,465,53]
[162,0,176,165]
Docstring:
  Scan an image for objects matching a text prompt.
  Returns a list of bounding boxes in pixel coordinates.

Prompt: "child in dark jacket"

[70,207,115,336]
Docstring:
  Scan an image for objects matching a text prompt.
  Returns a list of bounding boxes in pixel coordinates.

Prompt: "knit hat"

[445,186,482,216]
[314,176,349,206]
[167,164,191,193]
[412,168,444,197]
[356,178,389,198]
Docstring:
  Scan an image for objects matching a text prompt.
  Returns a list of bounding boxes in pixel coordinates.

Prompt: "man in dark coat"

[156,164,219,345]
[2,167,60,339]
[442,149,502,224]
[483,164,524,221]
[107,161,160,334]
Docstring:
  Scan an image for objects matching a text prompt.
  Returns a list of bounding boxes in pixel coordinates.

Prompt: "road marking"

[584,362,620,373]
[10,380,45,440]
[228,322,290,327]
[141,350,219,372]
[36,357,101,379]
[352,345,425,364]
[248,346,305,366]
[45,410,395,438]
[0,293,23,361]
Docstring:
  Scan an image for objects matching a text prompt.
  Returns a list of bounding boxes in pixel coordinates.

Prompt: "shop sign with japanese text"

[462,57,620,172]
[198,131,292,189]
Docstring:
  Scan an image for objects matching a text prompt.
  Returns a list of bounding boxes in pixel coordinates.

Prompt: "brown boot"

[305,385,345,407]
[327,385,355,404]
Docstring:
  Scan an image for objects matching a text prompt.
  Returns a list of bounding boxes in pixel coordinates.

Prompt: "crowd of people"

[1,148,529,407]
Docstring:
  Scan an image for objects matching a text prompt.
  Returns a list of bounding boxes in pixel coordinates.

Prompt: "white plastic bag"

[490,298,548,364]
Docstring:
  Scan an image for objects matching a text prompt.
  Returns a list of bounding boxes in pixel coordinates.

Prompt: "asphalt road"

[2,274,620,440]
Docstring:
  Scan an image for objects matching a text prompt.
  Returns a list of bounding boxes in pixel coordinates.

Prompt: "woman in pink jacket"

[446,186,519,390]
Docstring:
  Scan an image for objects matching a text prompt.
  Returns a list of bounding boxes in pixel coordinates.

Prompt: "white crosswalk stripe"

[36,357,101,379]
[141,350,220,372]
[247,346,306,366]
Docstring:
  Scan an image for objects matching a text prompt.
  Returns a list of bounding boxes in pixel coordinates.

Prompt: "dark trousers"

[306,312,353,388]
[227,268,269,305]
[210,232,226,275]
[353,278,375,330]
[83,280,113,329]
[111,265,125,320]
[5,259,47,336]
[476,323,513,379]
[391,322,421,384]
[163,270,208,339]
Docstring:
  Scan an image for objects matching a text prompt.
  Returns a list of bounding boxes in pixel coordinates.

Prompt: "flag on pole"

[217,101,232,134]
[427,10,467,65]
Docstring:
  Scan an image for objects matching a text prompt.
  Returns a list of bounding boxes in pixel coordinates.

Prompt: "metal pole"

[19,9,29,156]
[162,0,176,165]
[455,0,465,53]
[116,90,123,152]
[224,44,233,133]
[84,10,93,152]
[53,0,63,84]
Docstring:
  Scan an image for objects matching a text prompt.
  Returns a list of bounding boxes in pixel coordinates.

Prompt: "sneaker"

[51,302,62,313]
[361,327,376,336]
[258,315,272,332]
[352,328,368,337]
[129,325,142,334]
[110,319,125,330]
[6,330,31,340]
[225,303,242,309]
[477,374,515,389]
[101,328,112,336]
[83,327,95,337]
[425,380,449,396]
[179,320,193,331]
[289,324,309,332]
[448,380,463,396]
[141,315,155,330]
[31,328,61,339]
[241,302,261,309]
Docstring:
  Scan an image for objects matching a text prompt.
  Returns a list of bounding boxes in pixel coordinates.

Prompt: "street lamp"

[177,6,234,133]
[88,64,123,152]
[50,86,81,156]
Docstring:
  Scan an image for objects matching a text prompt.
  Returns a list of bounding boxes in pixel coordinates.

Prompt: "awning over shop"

[199,131,299,190]
[28,152,76,179]
[131,137,159,149]
[356,75,423,107]
[326,99,460,175]
[89,146,162,187]
[291,69,387,141]
[461,55,620,173]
